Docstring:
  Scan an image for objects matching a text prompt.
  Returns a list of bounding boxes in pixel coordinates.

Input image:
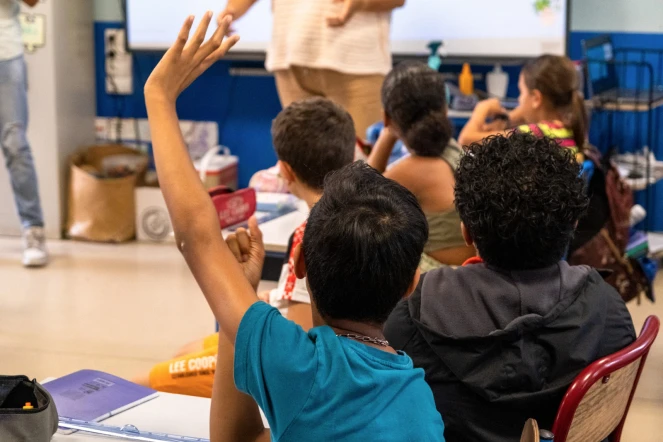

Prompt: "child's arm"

[210,327,269,442]
[507,105,527,127]
[367,127,399,173]
[145,13,261,343]
[458,98,510,146]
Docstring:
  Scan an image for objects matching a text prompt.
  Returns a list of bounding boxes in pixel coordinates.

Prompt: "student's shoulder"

[416,264,505,314]
[516,122,543,136]
[386,155,453,192]
[238,301,283,334]
[385,266,474,331]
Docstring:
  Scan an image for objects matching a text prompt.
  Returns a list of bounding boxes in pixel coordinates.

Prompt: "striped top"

[266,0,392,75]
[517,120,583,162]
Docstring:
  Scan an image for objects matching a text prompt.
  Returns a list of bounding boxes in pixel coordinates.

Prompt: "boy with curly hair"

[385,132,635,442]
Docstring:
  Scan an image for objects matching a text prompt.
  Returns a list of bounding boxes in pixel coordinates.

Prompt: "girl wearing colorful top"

[459,55,587,163]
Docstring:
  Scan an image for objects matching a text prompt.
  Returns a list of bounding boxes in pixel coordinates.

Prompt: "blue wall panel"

[96,23,663,228]
[96,22,280,188]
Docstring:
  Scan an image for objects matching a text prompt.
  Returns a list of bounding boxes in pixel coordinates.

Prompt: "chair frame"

[551,316,660,442]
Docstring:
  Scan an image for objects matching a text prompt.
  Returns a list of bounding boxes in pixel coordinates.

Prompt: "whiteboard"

[126,0,569,58]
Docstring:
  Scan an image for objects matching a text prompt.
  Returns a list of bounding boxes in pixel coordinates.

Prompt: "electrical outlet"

[105,29,133,95]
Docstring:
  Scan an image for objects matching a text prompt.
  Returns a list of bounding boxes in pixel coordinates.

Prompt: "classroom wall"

[571,0,663,33]
[94,0,663,229]
[94,0,123,22]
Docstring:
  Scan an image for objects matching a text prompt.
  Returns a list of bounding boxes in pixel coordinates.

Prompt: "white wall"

[96,0,663,33]
[571,0,663,33]
[94,0,123,22]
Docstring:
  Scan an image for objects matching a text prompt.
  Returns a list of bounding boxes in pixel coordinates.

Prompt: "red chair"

[550,315,660,442]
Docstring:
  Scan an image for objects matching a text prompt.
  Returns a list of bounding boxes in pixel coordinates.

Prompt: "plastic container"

[459,63,474,96]
[487,64,509,99]
[194,146,239,190]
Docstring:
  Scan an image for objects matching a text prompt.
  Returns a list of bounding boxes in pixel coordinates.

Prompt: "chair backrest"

[521,419,539,442]
[551,315,660,442]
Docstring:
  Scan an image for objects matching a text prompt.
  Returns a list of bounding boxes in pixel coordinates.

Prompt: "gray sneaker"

[22,227,49,268]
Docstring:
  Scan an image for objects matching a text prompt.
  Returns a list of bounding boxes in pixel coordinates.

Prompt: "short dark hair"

[455,133,589,270]
[382,62,453,157]
[272,98,356,190]
[304,162,428,324]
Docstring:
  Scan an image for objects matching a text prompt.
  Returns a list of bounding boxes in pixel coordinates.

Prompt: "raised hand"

[144,12,240,103]
[225,216,266,292]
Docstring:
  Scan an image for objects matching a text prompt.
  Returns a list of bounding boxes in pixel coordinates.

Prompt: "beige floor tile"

[620,400,662,442]
[0,238,216,380]
[0,345,156,382]
[0,236,660,439]
[627,293,663,401]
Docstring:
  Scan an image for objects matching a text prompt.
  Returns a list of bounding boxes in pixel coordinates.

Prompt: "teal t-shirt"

[234,302,445,442]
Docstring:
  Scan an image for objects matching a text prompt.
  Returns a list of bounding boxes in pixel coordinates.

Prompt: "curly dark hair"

[455,133,589,270]
[382,62,453,157]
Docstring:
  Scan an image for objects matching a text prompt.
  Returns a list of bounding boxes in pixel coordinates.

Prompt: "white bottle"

[487,64,509,99]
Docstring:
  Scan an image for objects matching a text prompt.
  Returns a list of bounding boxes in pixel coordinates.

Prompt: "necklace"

[336,333,390,347]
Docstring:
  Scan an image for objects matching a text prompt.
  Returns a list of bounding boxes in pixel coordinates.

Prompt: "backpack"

[569,147,652,303]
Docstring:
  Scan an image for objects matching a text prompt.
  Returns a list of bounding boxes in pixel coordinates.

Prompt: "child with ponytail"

[459,55,587,162]
[368,62,475,269]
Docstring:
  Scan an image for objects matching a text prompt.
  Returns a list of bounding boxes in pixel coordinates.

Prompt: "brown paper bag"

[67,145,147,243]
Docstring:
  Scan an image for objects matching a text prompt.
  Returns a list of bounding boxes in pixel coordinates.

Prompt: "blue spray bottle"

[428,41,451,105]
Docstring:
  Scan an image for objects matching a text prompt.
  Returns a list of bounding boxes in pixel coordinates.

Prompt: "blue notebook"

[43,370,158,423]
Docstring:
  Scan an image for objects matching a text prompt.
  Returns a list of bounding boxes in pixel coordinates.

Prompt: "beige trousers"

[274,66,385,139]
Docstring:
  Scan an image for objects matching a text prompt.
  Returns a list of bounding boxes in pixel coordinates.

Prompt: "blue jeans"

[0,55,43,228]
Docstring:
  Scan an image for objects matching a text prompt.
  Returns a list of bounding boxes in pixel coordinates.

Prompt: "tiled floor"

[0,238,660,441]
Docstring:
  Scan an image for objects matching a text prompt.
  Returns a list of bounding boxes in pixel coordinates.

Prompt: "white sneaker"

[22,227,49,268]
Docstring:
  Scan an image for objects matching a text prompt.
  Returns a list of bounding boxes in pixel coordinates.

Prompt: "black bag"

[0,376,58,442]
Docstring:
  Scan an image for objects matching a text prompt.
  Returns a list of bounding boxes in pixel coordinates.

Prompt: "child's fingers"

[236,228,252,256]
[192,21,226,66]
[216,14,234,41]
[205,34,240,65]
[172,15,194,54]
[226,234,242,262]
[248,216,264,248]
[182,35,239,90]
[185,11,213,54]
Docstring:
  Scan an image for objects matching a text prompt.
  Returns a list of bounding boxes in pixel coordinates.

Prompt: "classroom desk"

[226,192,309,255]
[52,393,212,441]
[51,391,270,441]
[447,109,473,119]
[226,193,308,281]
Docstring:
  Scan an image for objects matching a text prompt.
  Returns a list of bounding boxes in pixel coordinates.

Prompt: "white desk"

[52,393,211,441]
[252,193,308,254]
[447,109,473,119]
[51,392,270,441]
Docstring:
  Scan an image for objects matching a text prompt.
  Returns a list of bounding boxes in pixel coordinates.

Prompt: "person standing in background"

[221,0,404,138]
[0,0,47,267]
